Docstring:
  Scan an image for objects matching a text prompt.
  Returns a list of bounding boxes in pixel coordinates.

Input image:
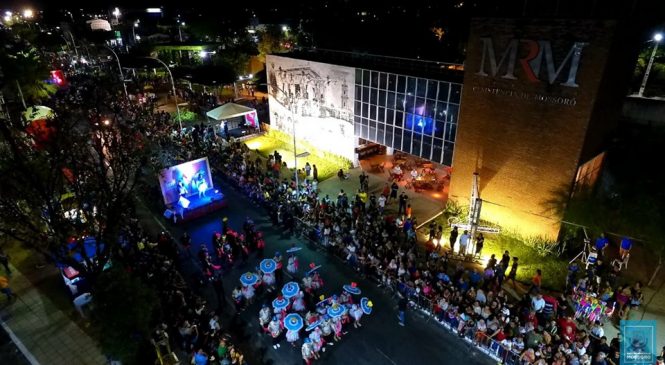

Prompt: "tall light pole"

[638,33,663,97]
[132,20,139,43]
[291,118,309,199]
[145,57,182,131]
[104,46,128,98]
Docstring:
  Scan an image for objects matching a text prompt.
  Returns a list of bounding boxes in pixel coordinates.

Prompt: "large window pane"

[377,123,385,143]
[422,138,432,159]
[395,93,406,111]
[362,69,370,85]
[379,73,387,89]
[354,100,361,115]
[377,107,386,122]
[370,106,377,120]
[427,80,438,100]
[386,109,395,125]
[387,91,395,109]
[434,121,445,138]
[371,71,379,88]
[424,99,436,119]
[448,104,459,124]
[354,121,361,136]
[355,68,362,83]
[416,97,426,112]
[403,130,413,152]
[394,128,403,150]
[438,82,450,102]
[397,75,407,93]
[412,141,421,157]
[362,103,369,118]
[379,90,386,107]
[385,128,393,146]
[355,85,361,101]
[369,127,377,140]
[360,124,368,139]
[432,141,443,164]
[445,122,457,142]
[417,78,427,97]
[407,77,417,95]
[388,74,397,91]
[405,94,416,114]
[394,111,404,127]
[370,89,377,104]
[450,84,462,104]
[362,87,370,103]
[436,101,448,120]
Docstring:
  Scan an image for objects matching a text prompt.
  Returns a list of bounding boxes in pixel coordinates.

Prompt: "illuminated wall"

[267,55,356,161]
[449,19,625,239]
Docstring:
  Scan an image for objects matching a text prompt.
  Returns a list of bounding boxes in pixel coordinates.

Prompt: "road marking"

[376,348,397,365]
[0,321,41,365]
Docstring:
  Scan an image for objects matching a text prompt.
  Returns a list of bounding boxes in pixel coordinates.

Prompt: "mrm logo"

[476,38,588,88]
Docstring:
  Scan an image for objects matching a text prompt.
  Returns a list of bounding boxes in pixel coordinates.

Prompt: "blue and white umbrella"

[272,296,289,311]
[260,259,277,274]
[327,304,347,319]
[306,319,323,332]
[343,283,361,295]
[306,265,322,276]
[281,282,300,299]
[360,297,373,315]
[286,246,302,253]
[240,272,259,286]
[284,313,304,331]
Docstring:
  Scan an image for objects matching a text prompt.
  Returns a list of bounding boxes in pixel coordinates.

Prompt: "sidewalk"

[0,263,107,365]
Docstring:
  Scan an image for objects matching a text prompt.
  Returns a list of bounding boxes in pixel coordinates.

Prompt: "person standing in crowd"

[449,226,459,250]
[389,181,399,203]
[620,237,632,259]
[312,164,318,181]
[475,233,484,257]
[458,230,470,255]
[305,162,311,177]
[530,269,543,293]
[398,192,408,215]
[397,293,407,326]
[0,275,16,302]
[507,257,519,289]
[0,248,10,275]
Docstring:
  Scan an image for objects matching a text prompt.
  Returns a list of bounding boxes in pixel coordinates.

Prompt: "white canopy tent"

[205,102,256,121]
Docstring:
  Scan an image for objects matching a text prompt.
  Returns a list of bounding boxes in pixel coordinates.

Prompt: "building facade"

[267,18,636,239]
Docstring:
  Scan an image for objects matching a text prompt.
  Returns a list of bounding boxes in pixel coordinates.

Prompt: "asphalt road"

[146,178,494,365]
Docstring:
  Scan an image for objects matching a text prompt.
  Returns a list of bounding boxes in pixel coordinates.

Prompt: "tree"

[0,28,57,106]
[91,266,159,364]
[0,74,148,280]
[257,25,292,63]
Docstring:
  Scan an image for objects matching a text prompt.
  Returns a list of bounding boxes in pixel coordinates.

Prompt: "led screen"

[158,157,213,205]
[405,113,435,135]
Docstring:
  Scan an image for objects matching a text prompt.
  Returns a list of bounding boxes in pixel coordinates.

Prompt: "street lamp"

[112,7,121,19]
[132,20,139,42]
[23,9,34,18]
[144,57,182,131]
[638,32,663,97]
[103,45,128,98]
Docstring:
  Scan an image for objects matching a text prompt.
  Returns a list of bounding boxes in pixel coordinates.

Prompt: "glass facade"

[353,69,461,166]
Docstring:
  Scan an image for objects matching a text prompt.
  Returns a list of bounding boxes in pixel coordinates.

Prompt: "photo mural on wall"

[267,55,356,161]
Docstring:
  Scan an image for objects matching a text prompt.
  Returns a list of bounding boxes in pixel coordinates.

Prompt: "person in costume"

[350,303,363,328]
[287,253,299,274]
[320,315,334,346]
[292,291,306,312]
[308,328,323,358]
[302,275,314,293]
[268,315,283,349]
[286,327,300,347]
[273,252,284,284]
[262,270,276,290]
[232,286,244,312]
[332,316,343,342]
[259,304,272,332]
[241,283,255,304]
[301,338,315,365]
[339,291,351,305]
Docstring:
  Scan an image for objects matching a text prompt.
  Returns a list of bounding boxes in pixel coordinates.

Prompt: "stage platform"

[165,189,227,223]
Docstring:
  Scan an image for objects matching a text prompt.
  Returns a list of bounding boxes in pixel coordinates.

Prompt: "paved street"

[140,176,494,365]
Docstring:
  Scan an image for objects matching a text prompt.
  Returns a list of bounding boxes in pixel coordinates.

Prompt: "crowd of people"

[45,72,647,365]
[159,134,641,365]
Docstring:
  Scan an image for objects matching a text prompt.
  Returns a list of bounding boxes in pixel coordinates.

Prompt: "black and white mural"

[267,55,356,161]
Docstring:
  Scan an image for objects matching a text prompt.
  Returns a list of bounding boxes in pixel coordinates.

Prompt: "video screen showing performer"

[158,157,214,206]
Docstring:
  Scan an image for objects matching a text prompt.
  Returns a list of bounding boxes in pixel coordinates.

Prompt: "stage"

[165,189,227,223]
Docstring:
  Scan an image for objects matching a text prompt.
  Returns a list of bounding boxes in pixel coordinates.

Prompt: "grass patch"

[244,130,352,181]
[428,202,569,291]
